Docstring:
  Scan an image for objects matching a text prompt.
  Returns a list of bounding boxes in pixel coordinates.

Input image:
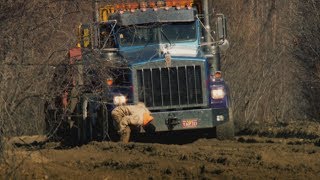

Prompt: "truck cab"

[102,3,233,136]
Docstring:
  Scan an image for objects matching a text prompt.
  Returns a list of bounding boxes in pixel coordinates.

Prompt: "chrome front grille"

[134,62,207,110]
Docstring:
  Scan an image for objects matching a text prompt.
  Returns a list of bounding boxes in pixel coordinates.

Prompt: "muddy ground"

[1,131,320,179]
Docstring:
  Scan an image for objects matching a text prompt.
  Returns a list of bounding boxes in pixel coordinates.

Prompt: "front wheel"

[216,108,235,140]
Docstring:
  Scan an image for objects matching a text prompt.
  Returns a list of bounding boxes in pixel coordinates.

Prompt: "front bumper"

[150,108,229,132]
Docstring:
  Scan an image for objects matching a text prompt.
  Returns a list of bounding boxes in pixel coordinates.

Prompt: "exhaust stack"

[202,0,221,76]
[93,0,99,48]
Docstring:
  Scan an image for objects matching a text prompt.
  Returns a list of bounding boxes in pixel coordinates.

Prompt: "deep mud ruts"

[1,133,320,179]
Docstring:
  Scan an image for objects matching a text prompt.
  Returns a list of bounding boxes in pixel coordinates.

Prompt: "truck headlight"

[113,95,127,106]
[211,87,225,99]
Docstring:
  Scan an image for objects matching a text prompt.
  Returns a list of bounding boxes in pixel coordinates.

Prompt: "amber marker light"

[214,71,222,79]
[149,1,156,8]
[166,0,174,7]
[165,0,173,10]
[115,3,126,14]
[140,1,147,11]
[115,3,125,10]
[106,78,114,86]
[128,2,139,12]
[176,0,183,9]
[149,0,158,11]
[125,2,131,10]
[156,1,164,7]
[185,0,193,9]
[187,0,194,6]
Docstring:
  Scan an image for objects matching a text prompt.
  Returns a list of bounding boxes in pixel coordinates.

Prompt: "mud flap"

[216,108,235,140]
[96,103,108,141]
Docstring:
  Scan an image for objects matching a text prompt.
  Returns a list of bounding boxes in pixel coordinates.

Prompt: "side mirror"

[216,14,227,41]
[77,24,92,48]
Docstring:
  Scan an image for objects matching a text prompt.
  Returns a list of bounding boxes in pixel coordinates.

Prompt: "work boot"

[120,126,131,143]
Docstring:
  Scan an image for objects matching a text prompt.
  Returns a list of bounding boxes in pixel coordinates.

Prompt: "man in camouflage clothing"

[111,102,154,143]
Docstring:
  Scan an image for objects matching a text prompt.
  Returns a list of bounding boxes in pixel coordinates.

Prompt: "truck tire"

[68,113,82,146]
[216,108,235,140]
[96,103,109,141]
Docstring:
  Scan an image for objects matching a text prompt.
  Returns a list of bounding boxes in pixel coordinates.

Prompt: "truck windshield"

[161,22,197,43]
[117,21,197,47]
[118,25,158,47]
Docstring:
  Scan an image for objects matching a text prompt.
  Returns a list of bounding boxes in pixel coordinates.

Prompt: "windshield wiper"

[160,29,172,46]
[144,36,154,48]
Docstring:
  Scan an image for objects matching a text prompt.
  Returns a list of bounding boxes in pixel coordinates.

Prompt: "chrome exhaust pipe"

[202,0,221,75]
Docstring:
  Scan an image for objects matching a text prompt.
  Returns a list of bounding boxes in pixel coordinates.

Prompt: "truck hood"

[119,44,201,64]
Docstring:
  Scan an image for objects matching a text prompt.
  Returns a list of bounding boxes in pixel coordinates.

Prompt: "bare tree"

[291,0,320,120]
[0,0,95,163]
[211,0,319,134]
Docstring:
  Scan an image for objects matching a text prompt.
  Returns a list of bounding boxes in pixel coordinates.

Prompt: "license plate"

[181,119,198,128]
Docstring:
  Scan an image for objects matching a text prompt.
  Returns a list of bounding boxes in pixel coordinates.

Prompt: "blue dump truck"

[45,0,234,145]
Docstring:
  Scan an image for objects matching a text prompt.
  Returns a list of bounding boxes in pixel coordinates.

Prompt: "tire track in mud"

[1,136,320,179]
